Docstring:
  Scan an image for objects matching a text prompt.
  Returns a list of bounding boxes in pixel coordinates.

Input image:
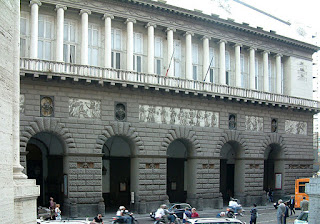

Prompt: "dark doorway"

[110,157,131,208]
[26,132,65,208]
[167,158,186,202]
[220,160,235,203]
[264,159,275,191]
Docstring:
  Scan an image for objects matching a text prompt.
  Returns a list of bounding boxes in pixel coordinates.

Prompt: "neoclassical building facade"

[20,0,319,217]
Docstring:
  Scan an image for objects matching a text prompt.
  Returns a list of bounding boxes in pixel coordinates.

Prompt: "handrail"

[19,58,319,109]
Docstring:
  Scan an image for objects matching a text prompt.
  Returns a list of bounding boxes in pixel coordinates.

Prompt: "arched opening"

[26,132,65,208]
[264,143,284,195]
[102,136,133,210]
[167,139,192,203]
[220,141,244,204]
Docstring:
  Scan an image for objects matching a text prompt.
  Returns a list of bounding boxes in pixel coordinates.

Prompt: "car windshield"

[297,212,308,221]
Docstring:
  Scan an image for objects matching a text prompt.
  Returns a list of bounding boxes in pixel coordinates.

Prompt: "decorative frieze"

[289,164,311,169]
[285,120,307,135]
[139,105,219,127]
[20,94,25,114]
[146,163,160,169]
[249,164,260,169]
[202,164,214,169]
[69,98,101,119]
[245,116,263,132]
[77,162,94,168]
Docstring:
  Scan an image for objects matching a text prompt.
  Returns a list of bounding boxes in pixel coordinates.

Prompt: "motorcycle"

[154,214,181,224]
[226,199,245,218]
[111,212,139,224]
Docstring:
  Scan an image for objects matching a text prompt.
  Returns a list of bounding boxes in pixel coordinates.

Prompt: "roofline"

[125,0,320,52]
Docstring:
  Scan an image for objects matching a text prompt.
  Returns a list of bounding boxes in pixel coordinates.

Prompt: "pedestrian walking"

[250,203,258,224]
[300,197,309,212]
[183,207,191,223]
[55,204,61,220]
[289,196,295,216]
[276,199,285,224]
[283,202,289,224]
[49,197,56,220]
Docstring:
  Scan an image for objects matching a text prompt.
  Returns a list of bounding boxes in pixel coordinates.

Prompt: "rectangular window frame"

[88,23,100,66]
[174,40,181,78]
[38,14,54,60]
[63,20,77,64]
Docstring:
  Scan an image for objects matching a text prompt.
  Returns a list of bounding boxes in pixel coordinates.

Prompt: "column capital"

[166,27,176,32]
[79,9,91,16]
[234,43,242,47]
[145,22,157,28]
[262,50,270,55]
[248,47,257,51]
[55,4,67,11]
[103,14,114,20]
[276,53,283,57]
[219,39,227,44]
[30,0,42,7]
[201,35,211,40]
[125,18,136,24]
[184,31,194,36]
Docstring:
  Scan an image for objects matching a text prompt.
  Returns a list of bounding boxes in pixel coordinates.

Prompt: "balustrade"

[20,58,319,109]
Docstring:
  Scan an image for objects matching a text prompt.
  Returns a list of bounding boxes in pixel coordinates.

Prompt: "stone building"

[20,0,319,217]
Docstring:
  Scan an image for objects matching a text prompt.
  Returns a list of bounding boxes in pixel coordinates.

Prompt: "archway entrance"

[102,136,132,210]
[167,139,190,203]
[26,132,65,207]
[264,143,283,194]
[220,141,244,204]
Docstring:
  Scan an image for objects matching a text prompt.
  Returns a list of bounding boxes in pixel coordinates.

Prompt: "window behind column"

[133,32,143,72]
[192,44,198,80]
[240,54,249,88]
[88,24,99,66]
[268,59,276,93]
[38,15,54,60]
[63,20,76,63]
[208,47,217,83]
[225,51,231,85]
[111,28,122,69]
[174,40,181,78]
[20,13,29,58]
[281,62,284,94]
[255,58,263,90]
[154,36,163,75]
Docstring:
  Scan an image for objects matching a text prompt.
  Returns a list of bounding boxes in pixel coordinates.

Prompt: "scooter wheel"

[226,212,234,218]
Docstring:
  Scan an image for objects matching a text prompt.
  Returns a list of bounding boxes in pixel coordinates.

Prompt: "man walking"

[300,197,309,212]
[289,196,295,216]
[276,199,285,224]
[250,203,258,224]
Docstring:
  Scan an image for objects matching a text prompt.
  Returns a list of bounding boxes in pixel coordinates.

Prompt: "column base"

[14,178,39,224]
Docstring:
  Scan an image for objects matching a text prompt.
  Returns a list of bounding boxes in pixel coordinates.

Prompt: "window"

[281,62,284,94]
[88,24,99,66]
[133,32,143,72]
[209,47,216,83]
[63,20,76,63]
[20,15,28,57]
[225,51,231,85]
[269,59,276,93]
[192,44,198,80]
[154,36,163,75]
[240,54,248,88]
[174,40,181,78]
[111,28,122,69]
[38,15,54,60]
[255,58,263,90]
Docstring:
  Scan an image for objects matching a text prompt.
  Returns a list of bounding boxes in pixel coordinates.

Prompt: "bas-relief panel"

[139,105,219,128]
[69,98,101,119]
[285,120,307,135]
[245,116,263,132]
[20,94,25,114]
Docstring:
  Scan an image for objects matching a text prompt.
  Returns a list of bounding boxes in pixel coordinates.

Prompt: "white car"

[294,211,308,224]
[37,219,90,224]
[186,217,245,224]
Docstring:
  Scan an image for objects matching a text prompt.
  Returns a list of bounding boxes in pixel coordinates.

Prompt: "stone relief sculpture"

[245,116,263,132]
[69,98,101,118]
[285,120,307,135]
[139,105,219,128]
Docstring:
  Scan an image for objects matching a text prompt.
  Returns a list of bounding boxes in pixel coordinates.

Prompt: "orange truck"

[295,178,310,208]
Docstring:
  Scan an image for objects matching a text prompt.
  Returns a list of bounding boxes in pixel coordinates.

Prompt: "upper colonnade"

[24,0,319,100]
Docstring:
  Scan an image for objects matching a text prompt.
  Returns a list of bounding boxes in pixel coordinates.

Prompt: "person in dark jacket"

[289,196,295,216]
[250,204,258,224]
[283,202,289,224]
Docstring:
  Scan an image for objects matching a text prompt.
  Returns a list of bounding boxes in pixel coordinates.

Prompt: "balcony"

[20,58,320,112]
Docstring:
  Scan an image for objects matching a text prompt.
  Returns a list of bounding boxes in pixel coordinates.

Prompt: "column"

[276,54,282,94]
[235,44,242,87]
[249,47,256,89]
[103,14,114,68]
[166,28,175,77]
[55,5,67,62]
[30,0,42,59]
[146,22,156,74]
[202,36,210,82]
[80,9,91,65]
[219,40,226,85]
[185,31,193,80]
[263,51,269,92]
[125,18,136,71]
